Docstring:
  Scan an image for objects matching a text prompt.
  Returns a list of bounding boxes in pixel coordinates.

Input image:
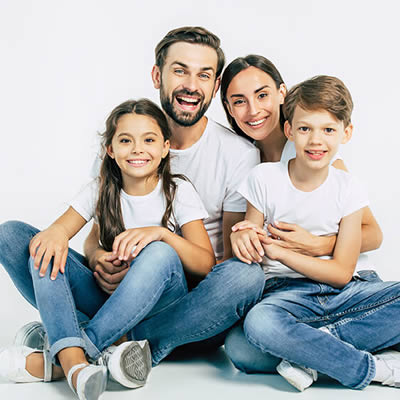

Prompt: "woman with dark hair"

[220,55,384,375]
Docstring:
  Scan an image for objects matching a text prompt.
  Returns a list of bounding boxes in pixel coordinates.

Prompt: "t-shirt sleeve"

[69,180,99,222]
[237,165,266,215]
[342,175,369,217]
[223,146,260,212]
[173,179,209,228]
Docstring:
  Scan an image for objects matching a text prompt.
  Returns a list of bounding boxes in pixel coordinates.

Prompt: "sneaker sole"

[277,361,314,391]
[14,322,45,350]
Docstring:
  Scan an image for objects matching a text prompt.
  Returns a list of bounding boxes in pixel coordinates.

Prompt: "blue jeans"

[233,272,400,389]
[0,221,265,365]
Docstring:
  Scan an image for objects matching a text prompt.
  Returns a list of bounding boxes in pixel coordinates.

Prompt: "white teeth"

[178,96,199,103]
[307,150,325,154]
[128,160,148,165]
[247,119,266,126]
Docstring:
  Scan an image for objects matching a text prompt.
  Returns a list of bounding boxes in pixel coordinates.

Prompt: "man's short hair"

[283,75,353,127]
[155,26,225,78]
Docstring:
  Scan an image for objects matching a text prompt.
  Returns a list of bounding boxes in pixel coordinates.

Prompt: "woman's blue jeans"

[225,271,400,390]
[0,221,265,365]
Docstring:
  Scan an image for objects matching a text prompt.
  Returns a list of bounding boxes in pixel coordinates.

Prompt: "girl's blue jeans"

[0,221,265,365]
[225,271,400,389]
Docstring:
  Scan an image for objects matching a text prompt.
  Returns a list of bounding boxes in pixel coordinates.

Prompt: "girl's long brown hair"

[96,99,184,251]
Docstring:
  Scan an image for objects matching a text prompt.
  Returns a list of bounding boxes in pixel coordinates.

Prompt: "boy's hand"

[29,224,69,280]
[112,227,166,261]
[231,220,266,235]
[261,241,286,261]
[230,228,266,264]
[92,250,130,295]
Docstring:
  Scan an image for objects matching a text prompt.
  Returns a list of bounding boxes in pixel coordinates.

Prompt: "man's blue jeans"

[225,271,400,390]
[0,221,265,365]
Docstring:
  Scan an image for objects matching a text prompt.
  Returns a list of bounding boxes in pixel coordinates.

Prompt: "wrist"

[313,235,336,257]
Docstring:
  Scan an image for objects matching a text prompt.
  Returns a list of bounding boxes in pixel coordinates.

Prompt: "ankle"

[25,352,44,379]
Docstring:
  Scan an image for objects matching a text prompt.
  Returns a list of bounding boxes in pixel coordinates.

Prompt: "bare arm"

[221,211,246,262]
[263,209,363,288]
[112,220,215,278]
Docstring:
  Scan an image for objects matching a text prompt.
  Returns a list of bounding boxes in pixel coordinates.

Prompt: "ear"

[341,123,353,144]
[106,144,115,159]
[212,77,221,98]
[151,65,161,89]
[279,83,287,105]
[162,139,170,159]
[284,120,294,141]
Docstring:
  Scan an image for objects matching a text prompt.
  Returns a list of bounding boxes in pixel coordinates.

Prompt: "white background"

[1,1,400,399]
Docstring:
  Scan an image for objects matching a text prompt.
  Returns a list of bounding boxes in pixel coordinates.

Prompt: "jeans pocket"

[354,269,382,282]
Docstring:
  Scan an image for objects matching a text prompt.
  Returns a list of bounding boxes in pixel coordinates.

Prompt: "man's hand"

[91,250,131,295]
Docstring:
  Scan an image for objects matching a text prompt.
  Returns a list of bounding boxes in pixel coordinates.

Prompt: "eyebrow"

[171,61,215,73]
[230,84,271,98]
[116,131,159,138]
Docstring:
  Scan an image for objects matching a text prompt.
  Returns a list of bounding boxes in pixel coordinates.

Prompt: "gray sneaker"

[277,359,318,391]
[375,350,400,387]
[98,341,152,388]
[14,321,46,350]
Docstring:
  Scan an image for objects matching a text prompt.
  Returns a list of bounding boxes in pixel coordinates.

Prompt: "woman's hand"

[29,224,69,280]
[230,228,267,265]
[266,221,329,256]
[112,227,166,261]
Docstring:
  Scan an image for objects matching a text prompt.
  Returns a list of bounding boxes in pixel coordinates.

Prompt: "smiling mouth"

[176,95,201,108]
[247,118,266,127]
[127,159,150,167]
[305,150,327,159]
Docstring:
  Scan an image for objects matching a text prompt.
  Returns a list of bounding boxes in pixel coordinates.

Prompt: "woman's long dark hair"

[96,99,183,251]
[220,55,286,141]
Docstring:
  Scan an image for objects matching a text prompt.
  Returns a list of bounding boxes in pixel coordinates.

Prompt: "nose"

[309,129,323,144]
[131,141,143,154]
[247,99,259,117]
[183,74,199,93]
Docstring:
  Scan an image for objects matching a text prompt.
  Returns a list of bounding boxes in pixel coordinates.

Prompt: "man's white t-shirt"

[169,119,260,258]
[70,178,208,233]
[238,160,369,279]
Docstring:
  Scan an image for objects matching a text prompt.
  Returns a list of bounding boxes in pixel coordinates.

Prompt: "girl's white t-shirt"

[70,178,208,233]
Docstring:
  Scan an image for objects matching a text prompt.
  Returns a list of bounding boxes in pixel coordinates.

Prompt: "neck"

[257,125,287,162]
[168,116,208,150]
[122,174,159,196]
[288,159,329,192]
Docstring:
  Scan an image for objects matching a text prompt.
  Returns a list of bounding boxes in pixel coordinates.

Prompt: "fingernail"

[51,276,55,281]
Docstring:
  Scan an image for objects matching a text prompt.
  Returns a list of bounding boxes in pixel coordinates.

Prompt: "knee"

[0,220,31,245]
[225,324,280,373]
[142,241,180,264]
[214,258,265,305]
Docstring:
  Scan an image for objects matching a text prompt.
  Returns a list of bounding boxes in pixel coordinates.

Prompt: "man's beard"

[160,85,212,127]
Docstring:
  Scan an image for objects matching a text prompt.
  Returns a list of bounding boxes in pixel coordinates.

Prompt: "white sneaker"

[375,350,400,387]
[276,359,318,391]
[0,345,52,383]
[67,363,107,400]
[14,321,46,350]
[98,341,152,388]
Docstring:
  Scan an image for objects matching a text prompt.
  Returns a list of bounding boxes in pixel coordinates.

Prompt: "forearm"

[277,249,354,288]
[162,229,215,277]
[360,220,383,252]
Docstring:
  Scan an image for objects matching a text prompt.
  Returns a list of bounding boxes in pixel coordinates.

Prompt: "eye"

[144,137,155,143]
[232,99,245,106]
[324,128,335,134]
[258,92,268,99]
[120,138,131,143]
[174,68,185,75]
[298,126,309,133]
[199,73,211,80]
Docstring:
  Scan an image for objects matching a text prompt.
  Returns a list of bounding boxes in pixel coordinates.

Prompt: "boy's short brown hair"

[283,75,353,127]
[155,26,225,78]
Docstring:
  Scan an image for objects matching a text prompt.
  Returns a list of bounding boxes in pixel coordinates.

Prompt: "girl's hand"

[112,227,166,261]
[230,228,267,265]
[267,222,323,256]
[29,224,69,280]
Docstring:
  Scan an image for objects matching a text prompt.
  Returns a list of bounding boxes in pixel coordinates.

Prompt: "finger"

[60,249,68,274]
[124,241,139,261]
[112,232,126,255]
[232,220,250,232]
[34,245,46,270]
[29,237,41,257]
[50,263,60,280]
[52,250,63,279]
[93,272,115,295]
[249,235,265,259]
[238,242,255,264]
[232,243,251,264]
[274,221,296,231]
[131,240,148,258]
[268,224,287,240]
[39,251,53,277]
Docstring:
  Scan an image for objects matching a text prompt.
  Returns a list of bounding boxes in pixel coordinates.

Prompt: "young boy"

[231,75,400,391]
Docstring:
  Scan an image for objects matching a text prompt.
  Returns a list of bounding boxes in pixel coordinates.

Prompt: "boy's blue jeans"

[0,221,265,365]
[226,272,400,390]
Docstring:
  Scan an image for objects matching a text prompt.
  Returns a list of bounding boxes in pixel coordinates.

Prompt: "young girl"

[0,99,215,399]
[219,55,383,373]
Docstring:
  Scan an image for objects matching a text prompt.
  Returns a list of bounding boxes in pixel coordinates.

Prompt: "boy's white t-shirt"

[169,119,260,258]
[238,161,369,279]
[70,178,208,233]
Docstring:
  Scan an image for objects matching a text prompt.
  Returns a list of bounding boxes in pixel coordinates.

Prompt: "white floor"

[1,338,399,400]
